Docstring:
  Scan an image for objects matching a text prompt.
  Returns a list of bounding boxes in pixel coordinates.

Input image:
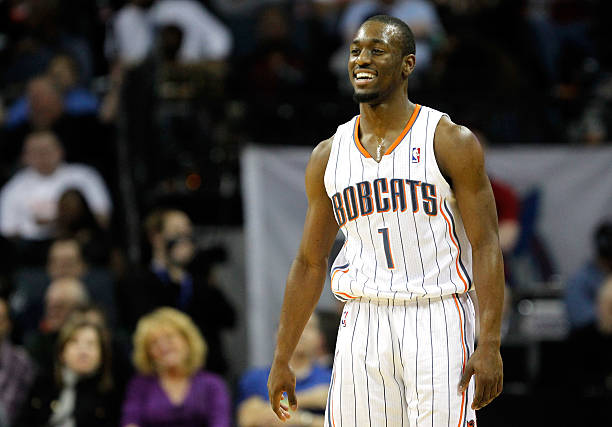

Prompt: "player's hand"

[268,359,298,421]
[458,343,503,410]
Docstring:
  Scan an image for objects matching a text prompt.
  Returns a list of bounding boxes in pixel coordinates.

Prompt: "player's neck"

[359,94,415,137]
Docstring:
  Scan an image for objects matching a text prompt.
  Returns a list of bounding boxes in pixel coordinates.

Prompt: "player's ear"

[402,54,416,78]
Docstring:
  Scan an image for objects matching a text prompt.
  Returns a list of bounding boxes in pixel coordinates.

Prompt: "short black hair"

[363,15,415,57]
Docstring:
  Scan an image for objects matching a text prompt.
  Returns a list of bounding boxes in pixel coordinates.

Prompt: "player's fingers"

[470,372,484,409]
[476,374,500,410]
[270,390,287,421]
[482,376,502,408]
[280,406,291,419]
[458,363,474,394]
[496,376,504,397]
[287,387,298,411]
[480,375,502,409]
[478,380,495,410]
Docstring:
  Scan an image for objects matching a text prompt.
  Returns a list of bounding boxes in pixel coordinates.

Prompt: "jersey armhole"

[323,132,338,196]
[323,116,358,196]
[429,113,453,191]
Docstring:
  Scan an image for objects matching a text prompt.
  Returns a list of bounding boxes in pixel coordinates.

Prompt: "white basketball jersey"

[324,104,473,302]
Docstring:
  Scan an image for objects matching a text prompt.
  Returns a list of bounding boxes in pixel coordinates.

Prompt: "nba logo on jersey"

[341,310,349,327]
[411,147,420,163]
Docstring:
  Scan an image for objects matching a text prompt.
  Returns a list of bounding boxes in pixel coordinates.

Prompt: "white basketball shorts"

[324,293,476,427]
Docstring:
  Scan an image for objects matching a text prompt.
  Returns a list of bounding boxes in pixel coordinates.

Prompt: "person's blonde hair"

[132,307,207,375]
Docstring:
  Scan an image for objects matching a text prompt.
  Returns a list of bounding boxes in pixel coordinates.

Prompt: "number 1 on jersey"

[378,227,395,269]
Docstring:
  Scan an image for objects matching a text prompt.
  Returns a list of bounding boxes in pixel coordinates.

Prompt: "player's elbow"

[471,235,502,258]
[295,253,329,272]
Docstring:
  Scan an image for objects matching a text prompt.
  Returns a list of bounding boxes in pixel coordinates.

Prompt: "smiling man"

[268,15,504,426]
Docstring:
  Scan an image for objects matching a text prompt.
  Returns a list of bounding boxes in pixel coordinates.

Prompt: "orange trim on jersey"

[335,291,358,300]
[330,268,358,299]
[353,116,371,158]
[384,104,421,155]
[353,104,421,159]
[331,368,337,427]
[453,294,468,427]
[330,268,347,285]
[441,204,469,292]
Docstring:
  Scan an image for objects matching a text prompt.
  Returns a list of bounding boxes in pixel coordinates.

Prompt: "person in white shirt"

[0,131,112,241]
[107,0,232,66]
[106,0,156,66]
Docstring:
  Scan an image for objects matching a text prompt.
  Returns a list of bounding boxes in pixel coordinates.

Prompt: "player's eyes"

[373,49,384,55]
[350,48,360,55]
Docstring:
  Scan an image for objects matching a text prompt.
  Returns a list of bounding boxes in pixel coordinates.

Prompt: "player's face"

[348,21,405,104]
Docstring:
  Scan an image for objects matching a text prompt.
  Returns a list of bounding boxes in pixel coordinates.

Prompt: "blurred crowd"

[0,0,611,224]
[0,0,611,425]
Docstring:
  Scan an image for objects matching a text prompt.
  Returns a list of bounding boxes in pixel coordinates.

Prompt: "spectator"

[39,278,89,336]
[565,221,612,331]
[525,0,595,93]
[66,304,133,395]
[121,307,230,427]
[4,54,99,130]
[149,0,233,62]
[237,313,331,427]
[105,0,156,66]
[107,0,232,65]
[47,239,116,320]
[56,188,112,266]
[567,274,612,418]
[47,239,88,280]
[1,0,96,87]
[11,238,116,342]
[14,76,64,131]
[0,297,35,427]
[0,130,112,241]
[118,208,236,375]
[24,277,89,374]
[491,179,521,255]
[1,75,109,178]
[16,317,120,427]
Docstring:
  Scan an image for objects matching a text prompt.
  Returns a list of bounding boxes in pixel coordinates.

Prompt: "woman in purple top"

[121,307,231,427]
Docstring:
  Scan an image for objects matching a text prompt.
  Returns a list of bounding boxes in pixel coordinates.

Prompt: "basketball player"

[268,15,504,426]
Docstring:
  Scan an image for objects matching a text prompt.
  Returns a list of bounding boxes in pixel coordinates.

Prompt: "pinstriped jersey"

[324,104,473,302]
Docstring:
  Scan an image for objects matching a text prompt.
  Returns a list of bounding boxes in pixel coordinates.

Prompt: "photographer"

[117,208,236,375]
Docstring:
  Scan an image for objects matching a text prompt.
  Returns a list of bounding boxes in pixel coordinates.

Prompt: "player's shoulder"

[435,116,480,152]
[304,136,335,195]
[434,115,484,175]
[311,136,334,163]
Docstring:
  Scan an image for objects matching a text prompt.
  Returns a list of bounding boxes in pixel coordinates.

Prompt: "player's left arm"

[435,116,504,410]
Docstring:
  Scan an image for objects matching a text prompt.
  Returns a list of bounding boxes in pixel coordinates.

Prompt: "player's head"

[348,15,416,105]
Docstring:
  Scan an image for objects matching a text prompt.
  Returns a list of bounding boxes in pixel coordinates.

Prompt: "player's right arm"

[268,137,339,422]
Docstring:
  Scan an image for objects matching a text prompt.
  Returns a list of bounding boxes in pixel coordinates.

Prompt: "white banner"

[241,145,612,367]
